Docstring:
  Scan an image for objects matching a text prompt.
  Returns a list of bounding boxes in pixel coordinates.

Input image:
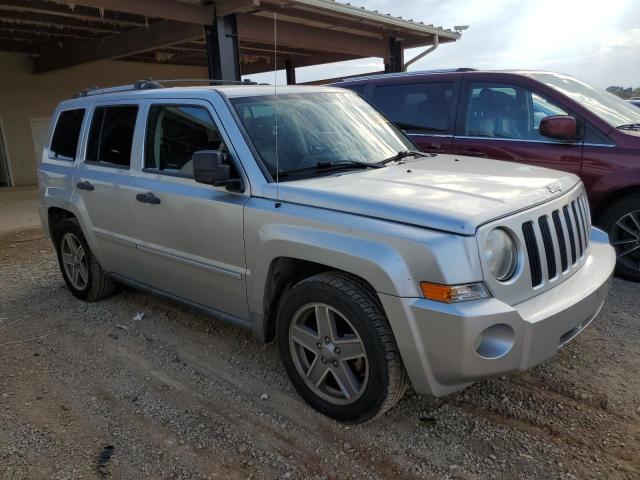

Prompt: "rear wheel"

[599,194,640,282]
[276,272,408,423]
[54,218,119,301]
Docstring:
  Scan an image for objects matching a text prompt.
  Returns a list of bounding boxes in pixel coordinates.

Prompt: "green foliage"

[607,86,640,99]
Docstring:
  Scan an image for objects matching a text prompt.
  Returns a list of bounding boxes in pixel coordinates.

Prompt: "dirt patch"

[1,228,639,479]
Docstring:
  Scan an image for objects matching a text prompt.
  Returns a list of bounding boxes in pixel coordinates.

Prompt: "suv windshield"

[230,92,413,179]
[531,73,640,129]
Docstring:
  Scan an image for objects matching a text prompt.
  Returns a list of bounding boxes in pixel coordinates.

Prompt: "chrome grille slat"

[571,201,584,258]
[551,210,569,272]
[522,221,542,287]
[562,205,578,264]
[538,215,557,280]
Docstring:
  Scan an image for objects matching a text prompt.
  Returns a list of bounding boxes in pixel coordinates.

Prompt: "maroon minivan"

[336,70,640,281]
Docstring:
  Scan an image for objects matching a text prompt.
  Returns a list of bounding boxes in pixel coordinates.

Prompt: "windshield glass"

[531,73,640,128]
[230,92,414,178]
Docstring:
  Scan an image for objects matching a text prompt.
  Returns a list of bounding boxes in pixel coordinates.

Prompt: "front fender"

[248,224,418,311]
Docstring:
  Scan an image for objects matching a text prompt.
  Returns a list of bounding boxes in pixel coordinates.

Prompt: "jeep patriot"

[38,81,616,422]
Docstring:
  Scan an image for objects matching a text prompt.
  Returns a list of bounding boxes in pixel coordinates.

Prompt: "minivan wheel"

[54,218,119,301]
[276,272,408,423]
[599,194,640,282]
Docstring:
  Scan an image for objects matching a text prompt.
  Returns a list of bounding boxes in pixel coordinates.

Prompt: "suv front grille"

[522,193,591,287]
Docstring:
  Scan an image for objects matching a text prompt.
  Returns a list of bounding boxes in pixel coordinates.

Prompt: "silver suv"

[38,81,616,423]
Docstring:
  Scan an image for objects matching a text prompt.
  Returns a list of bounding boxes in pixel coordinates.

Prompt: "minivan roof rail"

[73,78,263,98]
[340,68,477,83]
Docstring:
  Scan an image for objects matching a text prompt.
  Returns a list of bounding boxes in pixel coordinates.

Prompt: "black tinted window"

[371,82,454,134]
[86,106,138,167]
[50,109,85,160]
[145,105,222,177]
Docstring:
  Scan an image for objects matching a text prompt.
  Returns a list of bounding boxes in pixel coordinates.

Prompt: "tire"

[276,271,408,423]
[598,193,640,282]
[54,218,119,301]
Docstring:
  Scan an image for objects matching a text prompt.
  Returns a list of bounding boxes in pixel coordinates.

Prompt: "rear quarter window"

[50,109,85,161]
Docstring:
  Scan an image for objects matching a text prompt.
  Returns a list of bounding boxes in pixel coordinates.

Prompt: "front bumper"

[380,228,616,397]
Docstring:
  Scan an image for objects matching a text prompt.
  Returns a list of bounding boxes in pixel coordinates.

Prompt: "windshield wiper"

[617,123,640,130]
[378,150,434,165]
[277,160,383,179]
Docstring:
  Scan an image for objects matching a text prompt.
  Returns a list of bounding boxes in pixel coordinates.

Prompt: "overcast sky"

[250,0,640,89]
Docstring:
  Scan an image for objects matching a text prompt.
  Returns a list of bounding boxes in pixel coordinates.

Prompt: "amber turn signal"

[420,282,489,303]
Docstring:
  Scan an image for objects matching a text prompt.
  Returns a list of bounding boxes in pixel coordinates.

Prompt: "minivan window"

[461,82,569,141]
[145,105,222,178]
[371,82,455,134]
[50,109,85,161]
[531,73,640,129]
[86,106,138,168]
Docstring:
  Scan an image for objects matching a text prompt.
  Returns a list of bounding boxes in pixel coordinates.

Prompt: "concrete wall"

[0,52,208,186]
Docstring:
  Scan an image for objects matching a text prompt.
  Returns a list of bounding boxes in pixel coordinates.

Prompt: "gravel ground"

[1,228,639,480]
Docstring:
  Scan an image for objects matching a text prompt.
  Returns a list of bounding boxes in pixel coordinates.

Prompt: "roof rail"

[73,78,262,98]
[340,68,476,83]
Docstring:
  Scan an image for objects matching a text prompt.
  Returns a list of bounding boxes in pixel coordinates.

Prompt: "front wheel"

[599,194,640,282]
[54,218,119,301]
[276,272,408,423]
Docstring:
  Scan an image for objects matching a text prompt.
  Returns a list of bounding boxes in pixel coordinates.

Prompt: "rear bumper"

[380,227,616,397]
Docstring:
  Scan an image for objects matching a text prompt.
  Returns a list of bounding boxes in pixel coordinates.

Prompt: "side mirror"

[192,150,243,192]
[539,115,577,141]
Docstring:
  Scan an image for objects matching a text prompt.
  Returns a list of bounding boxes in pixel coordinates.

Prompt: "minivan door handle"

[458,148,487,157]
[136,192,161,205]
[76,180,94,191]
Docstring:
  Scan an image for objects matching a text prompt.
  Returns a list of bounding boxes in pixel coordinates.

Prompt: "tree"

[606,86,638,99]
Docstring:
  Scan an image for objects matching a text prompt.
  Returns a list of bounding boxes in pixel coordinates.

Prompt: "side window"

[461,82,569,141]
[50,109,85,161]
[86,105,138,168]
[144,105,224,178]
[371,82,455,134]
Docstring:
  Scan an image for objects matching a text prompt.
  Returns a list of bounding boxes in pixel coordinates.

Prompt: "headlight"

[484,228,518,281]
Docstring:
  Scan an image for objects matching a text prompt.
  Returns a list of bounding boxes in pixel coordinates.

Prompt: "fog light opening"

[475,324,515,359]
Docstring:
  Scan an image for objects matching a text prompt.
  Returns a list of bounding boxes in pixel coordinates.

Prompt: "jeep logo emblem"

[546,183,562,194]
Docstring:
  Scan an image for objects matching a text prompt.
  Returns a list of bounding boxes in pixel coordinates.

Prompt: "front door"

[73,102,142,281]
[131,100,249,320]
[452,81,583,174]
[369,80,458,154]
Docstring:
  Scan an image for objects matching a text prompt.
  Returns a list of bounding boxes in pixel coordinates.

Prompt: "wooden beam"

[0,0,148,27]
[33,20,203,73]
[49,0,215,25]
[0,10,126,34]
[236,13,387,58]
[215,0,261,17]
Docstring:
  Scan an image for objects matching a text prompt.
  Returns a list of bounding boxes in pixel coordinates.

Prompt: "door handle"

[76,180,94,191]
[136,192,161,205]
[458,148,487,157]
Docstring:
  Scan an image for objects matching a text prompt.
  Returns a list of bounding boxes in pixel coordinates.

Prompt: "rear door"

[73,101,143,280]
[369,79,458,153]
[130,99,250,321]
[452,79,583,174]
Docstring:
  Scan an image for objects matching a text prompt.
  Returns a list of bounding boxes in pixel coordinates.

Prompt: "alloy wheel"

[61,232,89,290]
[289,303,369,405]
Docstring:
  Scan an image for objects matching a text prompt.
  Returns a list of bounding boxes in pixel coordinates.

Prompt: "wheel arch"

[259,258,382,343]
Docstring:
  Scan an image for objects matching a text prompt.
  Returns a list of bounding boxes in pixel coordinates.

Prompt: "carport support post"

[205,14,241,82]
[385,37,404,73]
[285,59,296,85]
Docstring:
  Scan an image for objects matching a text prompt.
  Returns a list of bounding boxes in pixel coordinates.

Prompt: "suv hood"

[260,155,580,235]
